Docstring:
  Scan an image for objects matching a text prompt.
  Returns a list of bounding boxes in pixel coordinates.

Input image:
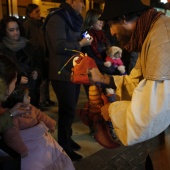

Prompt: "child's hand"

[49,127,55,133]
[10,103,31,117]
[49,129,55,133]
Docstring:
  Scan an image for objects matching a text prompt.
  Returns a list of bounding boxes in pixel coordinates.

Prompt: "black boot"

[64,148,83,162]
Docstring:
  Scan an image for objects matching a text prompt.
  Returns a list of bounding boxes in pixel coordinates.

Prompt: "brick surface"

[74,142,148,170]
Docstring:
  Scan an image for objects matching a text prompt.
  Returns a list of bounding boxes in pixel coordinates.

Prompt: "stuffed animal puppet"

[104,46,126,74]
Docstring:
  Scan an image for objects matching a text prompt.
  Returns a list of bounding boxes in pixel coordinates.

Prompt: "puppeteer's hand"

[88,67,103,83]
[101,103,110,121]
[10,103,31,117]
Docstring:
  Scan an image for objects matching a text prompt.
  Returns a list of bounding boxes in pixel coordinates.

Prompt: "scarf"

[124,8,163,52]
[89,29,110,59]
[59,2,83,32]
[2,36,28,52]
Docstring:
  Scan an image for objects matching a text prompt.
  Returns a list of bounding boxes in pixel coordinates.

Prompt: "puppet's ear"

[113,46,122,54]
[118,47,122,54]
[0,78,7,101]
[106,48,111,56]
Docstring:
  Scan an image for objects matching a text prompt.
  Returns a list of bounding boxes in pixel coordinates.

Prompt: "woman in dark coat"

[0,16,40,107]
[45,0,92,162]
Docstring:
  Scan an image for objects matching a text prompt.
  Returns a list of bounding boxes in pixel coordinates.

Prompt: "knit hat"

[99,0,150,21]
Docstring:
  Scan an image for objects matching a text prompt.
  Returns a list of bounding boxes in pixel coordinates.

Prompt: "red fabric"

[93,114,120,149]
[77,85,120,149]
[71,54,97,85]
[89,29,110,59]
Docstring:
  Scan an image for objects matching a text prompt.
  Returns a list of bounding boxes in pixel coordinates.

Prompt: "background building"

[1,0,170,22]
[0,0,153,20]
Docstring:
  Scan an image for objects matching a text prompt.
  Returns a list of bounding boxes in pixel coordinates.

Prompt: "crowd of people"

[0,0,170,169]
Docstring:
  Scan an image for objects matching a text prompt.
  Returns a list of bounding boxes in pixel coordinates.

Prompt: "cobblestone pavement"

[48,85,149,170]
[74,142,149,170]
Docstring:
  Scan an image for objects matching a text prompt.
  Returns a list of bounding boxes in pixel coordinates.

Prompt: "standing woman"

[82,9,118,99]
[82,9,116,75]
[0,55,29,169]
[23,3,55,109]
[0,16,39,107]
[45,0,92,161]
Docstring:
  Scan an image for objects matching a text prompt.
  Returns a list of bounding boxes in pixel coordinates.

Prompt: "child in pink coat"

[2,85,75,170]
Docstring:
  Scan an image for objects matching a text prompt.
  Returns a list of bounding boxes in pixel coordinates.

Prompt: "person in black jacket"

[24,4,55,109]
[45,0,92,162]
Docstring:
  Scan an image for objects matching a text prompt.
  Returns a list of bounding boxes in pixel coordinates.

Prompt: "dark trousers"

[145,154,153,170]
[51,80,80,149]
[28,78,41,107]
[39,79,50,102]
